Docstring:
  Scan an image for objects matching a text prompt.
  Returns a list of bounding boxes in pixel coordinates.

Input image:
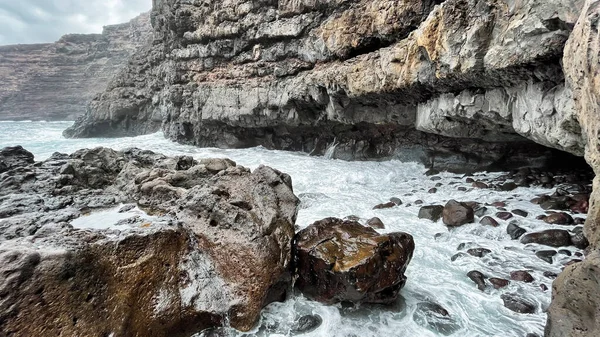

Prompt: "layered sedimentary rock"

[0,146,299,336]
[66,0,586,171]
[0,13,152,121]
[546,1,600,336]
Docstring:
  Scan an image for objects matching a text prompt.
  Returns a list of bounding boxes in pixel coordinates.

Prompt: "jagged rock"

[418,205,444,222]
[65,0,585,172]
[0,146,34,173]
[0,13,152,121]
[443,200,474,227]
[521,230,572,247]
[293,218,414,305]
[0,147,299,335]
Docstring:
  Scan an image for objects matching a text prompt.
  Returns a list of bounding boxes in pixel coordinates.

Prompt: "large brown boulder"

[293,218,414,305]
[0,146,299,336]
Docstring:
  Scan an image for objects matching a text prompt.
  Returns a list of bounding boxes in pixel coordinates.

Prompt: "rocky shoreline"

[2,0,600,335]
[1,144,596,336]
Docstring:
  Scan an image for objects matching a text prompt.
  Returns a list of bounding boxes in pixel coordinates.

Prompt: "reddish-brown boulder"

[293,218,414,305]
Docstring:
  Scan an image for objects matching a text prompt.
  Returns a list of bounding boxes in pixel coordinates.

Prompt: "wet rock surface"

[521,230,573,248]
[293,218,414,305]
[501,294,536,314]
[0,146,299,335]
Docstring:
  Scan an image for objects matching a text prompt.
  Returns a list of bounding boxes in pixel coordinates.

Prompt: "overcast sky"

[0,0,152,45]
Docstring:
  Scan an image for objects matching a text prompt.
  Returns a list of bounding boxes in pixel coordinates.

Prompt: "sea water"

[0,121,573,337]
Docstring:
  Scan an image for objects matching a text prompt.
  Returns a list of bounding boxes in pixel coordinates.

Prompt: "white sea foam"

[1,121,582,336]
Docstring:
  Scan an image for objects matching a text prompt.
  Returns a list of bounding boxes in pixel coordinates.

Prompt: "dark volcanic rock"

[443,200,474,227]
[496,212,514,220]
[467,270,487,291]
[467,248,492,258]
[293,218,415,305]
[536,250,558,264]
[510,271,534,283]
[489,278,510,289]
[544,212,574,225]
[570,227,589,249]
[480,216,500,227]
[373,202,397,210]
[367,217,385,229]
[507,222,527,240]
[512,209,529,217]
[521,230,573,247]
[418,205,444,222]
[499,182,518,192]
[0,147,299,335]
[0,146,34,173]
[501,294,536,314]
[291,315,323,334]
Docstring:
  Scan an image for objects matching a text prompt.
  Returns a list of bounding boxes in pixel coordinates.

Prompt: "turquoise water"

[0,121,568,337]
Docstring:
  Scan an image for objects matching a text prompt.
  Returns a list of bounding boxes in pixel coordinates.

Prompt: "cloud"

[0,0,151,45]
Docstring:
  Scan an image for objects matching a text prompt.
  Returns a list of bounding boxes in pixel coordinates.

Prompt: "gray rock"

[507,222,527,240]
[0,146,34,173]
[501,294,536,314]
[418,205,444,222]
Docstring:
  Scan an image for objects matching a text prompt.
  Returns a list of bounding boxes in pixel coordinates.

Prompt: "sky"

[0,0,152,45]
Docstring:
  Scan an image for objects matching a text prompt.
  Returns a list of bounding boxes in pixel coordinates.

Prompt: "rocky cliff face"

[65,0,587,171]
[0,13,152,121]
[546,0,600,336]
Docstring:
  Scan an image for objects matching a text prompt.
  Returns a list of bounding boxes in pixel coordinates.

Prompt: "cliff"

[65,0,586,172]
[546,1,600,336]
[0,12,152,121]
